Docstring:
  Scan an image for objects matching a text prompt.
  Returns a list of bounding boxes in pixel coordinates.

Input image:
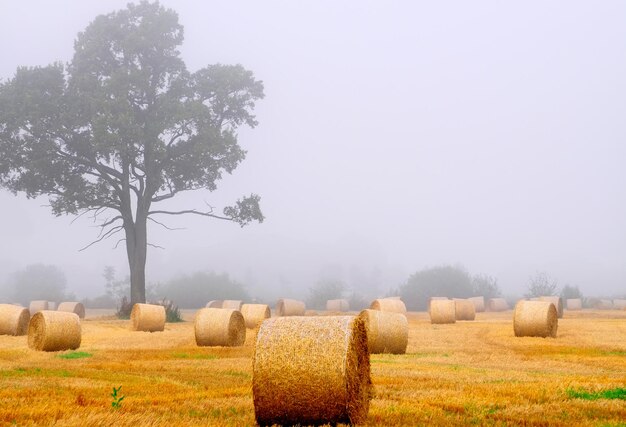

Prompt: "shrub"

[400,265,473,310]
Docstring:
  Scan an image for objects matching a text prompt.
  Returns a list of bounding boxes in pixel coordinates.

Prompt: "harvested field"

[0,309,624,425]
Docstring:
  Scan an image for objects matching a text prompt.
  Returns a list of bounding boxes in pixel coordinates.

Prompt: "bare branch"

[148,243,165,250]
[147,216,185,231]
[148,209,232,222]
[78,225,124,252]
[113,238,126,250]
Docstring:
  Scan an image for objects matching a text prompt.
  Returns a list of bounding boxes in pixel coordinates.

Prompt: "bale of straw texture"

[429,299,456,324]
[0,304,30,336]
[566,298,582,311]
[206,300,223,308]
[29,300,48,316]
[369,298,407,314]
[613,299,626,309]
[304,310,318,316]
[222,299,243,310]
[326,298,350,312]
[28,311,81,351]
[241,304,271,329]
[539,296,563,318]
[276,298,306,316]
[467,296,485,312]
[57,302,85,319]
[253,316,371,426]
[195,308,246,346]
[358,309,408,354]
[488,298,509,312]
[130,303,165,332]
[454,299,476,321]
[513,300,558,338]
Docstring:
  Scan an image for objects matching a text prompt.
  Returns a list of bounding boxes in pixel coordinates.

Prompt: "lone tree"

[0,2,264,304]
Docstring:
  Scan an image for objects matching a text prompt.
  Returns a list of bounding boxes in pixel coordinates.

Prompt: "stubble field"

[0,309,624,426]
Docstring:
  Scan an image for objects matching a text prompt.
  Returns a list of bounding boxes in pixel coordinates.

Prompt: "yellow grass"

[0,309,624,426]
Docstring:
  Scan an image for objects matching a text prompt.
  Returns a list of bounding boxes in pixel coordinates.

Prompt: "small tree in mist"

[526,271,558,297]
[13,264,74,304]
[400,265,473,310]
[472,274,501,300]
[306,279,345,310]
[560,284,583,300]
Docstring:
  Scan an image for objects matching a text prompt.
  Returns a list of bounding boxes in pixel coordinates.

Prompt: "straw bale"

[539,296,563,318]
[488,298,509,312]
[0,304,30,336]
[369,298,407,314]
[613,299,626,309]
[130,303,165,332]
[28,311,81,351]
[429,299,456,324]
[195,308,246,346]
[596,299,613,309]
[454,299,476,321]
[222,300,243,310]
[513,300,558,338]
[467,296,485,312]
[304,310,318,316]
[326,298,350,312]
[253,316,371,425]
[206,300,223,308]
[57,302,85,319]
[566,298,582,311]
[29,300,48,316]
[276,298,306,316]
[358,309,408,354]
[241,304,271,329]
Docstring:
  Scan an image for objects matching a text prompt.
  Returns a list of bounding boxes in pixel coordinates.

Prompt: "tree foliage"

[560,284,583,300]
[400,265,473,310]
[306,279,346,310]
[526,271,558,298]
[154,271,249,309]
[471,274,501,300]
[13,264,73,304]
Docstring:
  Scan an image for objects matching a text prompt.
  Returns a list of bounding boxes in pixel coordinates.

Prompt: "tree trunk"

[125,215,148,305]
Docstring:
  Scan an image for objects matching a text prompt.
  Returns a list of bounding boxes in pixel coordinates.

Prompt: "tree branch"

[147,216,185,231]
[79,225,124,251]
[148,208,232,222]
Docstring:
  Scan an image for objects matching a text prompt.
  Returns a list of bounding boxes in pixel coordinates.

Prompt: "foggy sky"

[0,1,625,300]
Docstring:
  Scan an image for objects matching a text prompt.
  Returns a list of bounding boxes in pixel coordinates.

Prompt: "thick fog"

[0,1,625,301]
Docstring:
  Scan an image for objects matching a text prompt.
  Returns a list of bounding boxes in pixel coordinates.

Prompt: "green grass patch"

[567,387,626,401]
[57,351,93,360]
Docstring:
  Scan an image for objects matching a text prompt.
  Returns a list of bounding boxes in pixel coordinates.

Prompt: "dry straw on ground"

[429,299,456,324]
[358,309,408,354]
[454,299,476,321]
[57,302,85,319]
[0,303,30,336]
[467,296,485,312]
[276,298,306,316]
[221,300,243,310]
[539,296,563,318]
[130,303,165,332]
[205,300,223,308]
[326,299,350,312]
[29,300,48,316]
[304,310,318,316]
[513,300,558,338]
[195,308,246,346]
[488,298,509,312]
[240,304,271,329]
[253,316,371,426]
[27,310,81,351]
[369,298,407,314]
[566,298,582,311]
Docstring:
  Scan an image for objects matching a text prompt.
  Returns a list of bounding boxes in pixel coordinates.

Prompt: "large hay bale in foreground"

[29,300,48,316]
[276,298,306,316]
[57,302,85,319]
[358,309,408,354]
[326,299,350,312]
[539,296,563,318]
[488,298,509,312]
[241,304,271,329]
[28,311,81,351]
[513,300,558,338]
[566,298,582,311]
[253,316,371,425]
[206,300,223,308]
[195,308,246,346]
[130,303,165,332]
[0,304,30,336]
[613,299,626,309]
[467,296,485,312]
[429,299,456,324]
[454,299,476,321]
[369,298,407,314]
[222,300,243,310]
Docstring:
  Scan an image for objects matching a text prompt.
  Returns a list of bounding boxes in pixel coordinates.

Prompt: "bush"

[472,274,501,300]
[526,272,558,298]
[12,264,74,304]
[560,284,583,300]
[154,271,248,309]
[400,265,473,310]
[306,279,345,310]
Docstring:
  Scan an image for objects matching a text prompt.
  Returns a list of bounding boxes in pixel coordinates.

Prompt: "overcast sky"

[0,1,625,300]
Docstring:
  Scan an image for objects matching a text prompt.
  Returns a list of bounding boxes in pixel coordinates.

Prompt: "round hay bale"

[130,303,165,332]
[241,304,271,329]
[276,298,306,316]
[613,299,626,309]
[27,311,81,351]
[429,299,456,324]
[539,296,563,318]
[206,300,223,308]
[467,296,485,312]
[326,299,350,312]
[29,300,49,316]
[253,316,371,425]
[369,298,407,314]
[304,310,318,316]
[195,308,246,346]
[0,304,30,336]
[566,298,582,311]
[222,300,243,310]
[487,298,509,312]
[358,309,408,354]
[454,299,476,321]
[57,302,85,319]
[513,300,558,338]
